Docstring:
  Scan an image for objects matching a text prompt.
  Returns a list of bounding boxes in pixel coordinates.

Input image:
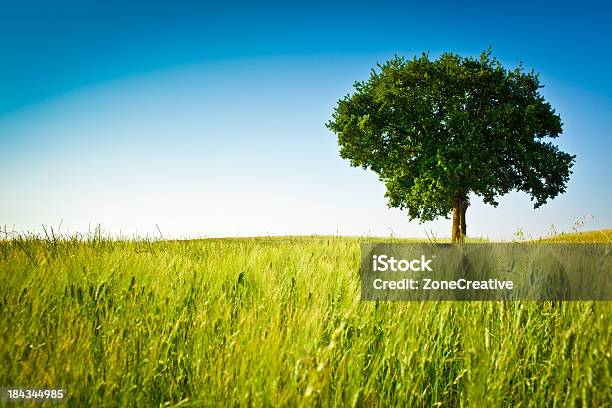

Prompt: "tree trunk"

[451,195,468,243]
[461,198,468,238]
[452,197,461,243]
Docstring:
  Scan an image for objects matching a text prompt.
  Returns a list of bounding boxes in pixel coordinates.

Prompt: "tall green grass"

[0,234,610,406]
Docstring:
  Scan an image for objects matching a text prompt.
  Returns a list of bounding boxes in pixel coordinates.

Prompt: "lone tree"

[327,50,575,242]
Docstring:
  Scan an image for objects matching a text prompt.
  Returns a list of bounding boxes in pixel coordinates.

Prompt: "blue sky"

[1,0,611,239]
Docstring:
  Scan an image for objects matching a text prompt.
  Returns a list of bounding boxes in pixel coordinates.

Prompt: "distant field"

[0,233,610,406]
[537,229,612,243]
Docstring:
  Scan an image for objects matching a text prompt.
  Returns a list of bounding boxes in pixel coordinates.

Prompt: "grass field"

[537,229,612,243]
[1,233,610,406]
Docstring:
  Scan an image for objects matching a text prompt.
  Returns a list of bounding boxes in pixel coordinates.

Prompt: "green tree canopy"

[327,50,575,242]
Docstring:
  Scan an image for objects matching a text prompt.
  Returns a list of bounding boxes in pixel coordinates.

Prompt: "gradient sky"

[1,0,611,239]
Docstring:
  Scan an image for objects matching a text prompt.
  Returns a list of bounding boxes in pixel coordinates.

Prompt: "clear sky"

[1,0,611,239]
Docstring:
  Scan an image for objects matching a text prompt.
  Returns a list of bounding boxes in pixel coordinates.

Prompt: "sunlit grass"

[537,229,612,243]
[0,232,610,406]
